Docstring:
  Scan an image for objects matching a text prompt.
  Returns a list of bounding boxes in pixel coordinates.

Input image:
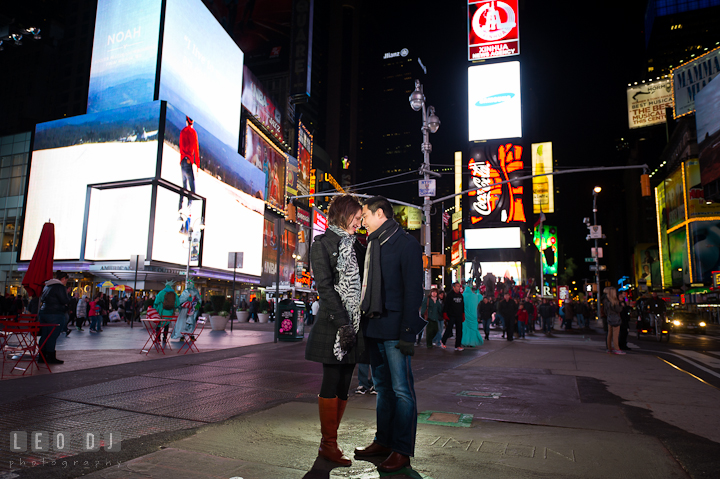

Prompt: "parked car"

[669,311,707,334]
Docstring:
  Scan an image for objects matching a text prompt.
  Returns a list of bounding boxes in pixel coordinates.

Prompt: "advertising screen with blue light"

[468,61,522,141]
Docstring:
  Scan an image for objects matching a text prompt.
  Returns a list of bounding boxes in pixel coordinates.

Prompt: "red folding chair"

[177,317,206,354]
[0,320,57,378]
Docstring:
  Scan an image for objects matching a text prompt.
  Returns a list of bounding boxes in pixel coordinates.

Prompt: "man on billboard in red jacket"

[179,116,200,212]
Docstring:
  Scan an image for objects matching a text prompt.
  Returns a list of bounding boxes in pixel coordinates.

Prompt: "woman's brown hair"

[327,195,362,229]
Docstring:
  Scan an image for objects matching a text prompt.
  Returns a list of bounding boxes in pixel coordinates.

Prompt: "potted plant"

[257,299,270,323]
[237,304,250,323]
[209,295,229,331]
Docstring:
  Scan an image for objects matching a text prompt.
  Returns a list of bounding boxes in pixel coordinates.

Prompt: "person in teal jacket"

[420,288,444,349]
[462,284,484,347]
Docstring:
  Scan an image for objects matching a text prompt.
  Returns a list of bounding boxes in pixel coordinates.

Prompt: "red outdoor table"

[140,316,177,355]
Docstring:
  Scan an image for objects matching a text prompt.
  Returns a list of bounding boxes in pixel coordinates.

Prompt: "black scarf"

[360,219,399,318]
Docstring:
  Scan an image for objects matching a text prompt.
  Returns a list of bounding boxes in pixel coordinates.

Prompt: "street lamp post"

[410,79,441,291]
[183,216,205,287]
[593,186,601,320]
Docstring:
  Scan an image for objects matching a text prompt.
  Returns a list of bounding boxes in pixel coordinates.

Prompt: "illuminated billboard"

[672,46,720,118]
[531,142,554,214]
[393,205,422,231]
[159,0,243,150]
[626,79,673,129]
[465,227,521,249]
[468,0,519,61]
[23,102,162,261]
[696,74,720,188]
[297,122,313,197]
[24,101,264,276]
[160,103,264,275]
[467,143,526,225]
[242,65,284,142]
[468,62,521,141]
[87,0,163,113]
[87,0,244,150]
[245,122,287,210]
[533,225,558,275]
[451,239,466,266]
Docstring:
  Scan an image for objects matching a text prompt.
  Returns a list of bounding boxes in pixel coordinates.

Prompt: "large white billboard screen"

[465,227,521,249]
[468,62,522,141]
[159,0,244,150]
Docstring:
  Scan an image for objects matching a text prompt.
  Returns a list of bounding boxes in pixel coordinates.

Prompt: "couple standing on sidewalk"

[304,195,425,473]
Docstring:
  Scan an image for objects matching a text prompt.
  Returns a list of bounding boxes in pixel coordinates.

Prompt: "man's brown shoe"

[354,442,392,457]
[378,452,410,472]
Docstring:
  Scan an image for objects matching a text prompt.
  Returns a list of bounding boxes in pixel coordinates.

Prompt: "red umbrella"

[21,222,55,297]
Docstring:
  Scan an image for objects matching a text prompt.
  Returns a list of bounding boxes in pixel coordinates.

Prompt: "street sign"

[589,265,607,271]
[585,258,594,263]
[588,225,602,239]
[419,179,437,197]
[228,252,244,269]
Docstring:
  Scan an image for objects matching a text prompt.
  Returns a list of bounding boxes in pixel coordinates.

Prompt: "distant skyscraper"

[644,0,720,76]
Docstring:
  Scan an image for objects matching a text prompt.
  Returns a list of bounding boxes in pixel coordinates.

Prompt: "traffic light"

[641,174,651,197]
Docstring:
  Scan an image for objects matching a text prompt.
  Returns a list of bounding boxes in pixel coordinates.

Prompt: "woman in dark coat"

[305,195,365,467]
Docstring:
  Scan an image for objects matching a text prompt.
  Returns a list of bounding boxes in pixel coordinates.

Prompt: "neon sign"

[533,225,558,275]
[468,0,519,61]
[309,169,316,207]
[467,143,526,225]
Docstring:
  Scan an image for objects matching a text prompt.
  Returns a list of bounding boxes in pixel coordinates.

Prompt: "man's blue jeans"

[179,161,195,209]
[576,313,585,328]
[482,317,491,337]
[358,363,373,389]
[39,313,66,354]
[542,316,553,333]
[370,339,417,457]
[495,313,506,332]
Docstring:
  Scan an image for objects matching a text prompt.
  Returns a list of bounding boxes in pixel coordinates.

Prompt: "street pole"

[410,79,440,292]
[274,218,282,343]
[441,201,445,291]
[422,108,432,291]
[230,253,237,331]
[593,190,601,320]
[132,255,138,329]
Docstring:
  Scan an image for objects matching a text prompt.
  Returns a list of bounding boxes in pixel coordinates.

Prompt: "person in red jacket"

[517,303,528,339]
[179,116,200,211]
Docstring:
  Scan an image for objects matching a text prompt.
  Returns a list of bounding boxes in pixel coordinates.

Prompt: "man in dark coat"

[496,292,517,341]
[354,196,424,473]
[441,282,465,350]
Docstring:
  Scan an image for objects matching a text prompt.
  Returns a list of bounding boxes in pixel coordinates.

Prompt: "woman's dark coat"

[305,228,366,364]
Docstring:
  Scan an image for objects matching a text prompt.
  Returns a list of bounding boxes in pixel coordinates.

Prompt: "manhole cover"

[429,412,460,423]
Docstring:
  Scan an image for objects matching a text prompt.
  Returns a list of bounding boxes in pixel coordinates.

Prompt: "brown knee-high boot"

[318,396,351,466]
[337,397,348,423]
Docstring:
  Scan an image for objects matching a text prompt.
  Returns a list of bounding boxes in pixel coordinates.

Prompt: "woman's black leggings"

[320,363,356,400]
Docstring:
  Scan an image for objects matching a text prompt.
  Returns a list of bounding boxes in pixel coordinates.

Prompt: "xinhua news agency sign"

[468,0,519,60]
[672,46,720,118]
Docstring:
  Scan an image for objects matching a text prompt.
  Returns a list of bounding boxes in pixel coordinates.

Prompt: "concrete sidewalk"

[2,322,719,479]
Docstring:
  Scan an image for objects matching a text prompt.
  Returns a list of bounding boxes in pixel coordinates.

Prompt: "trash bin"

[277,299,305,342]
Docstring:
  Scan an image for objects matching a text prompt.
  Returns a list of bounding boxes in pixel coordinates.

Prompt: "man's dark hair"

[54,270,68,280]
[363,196,393,221]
